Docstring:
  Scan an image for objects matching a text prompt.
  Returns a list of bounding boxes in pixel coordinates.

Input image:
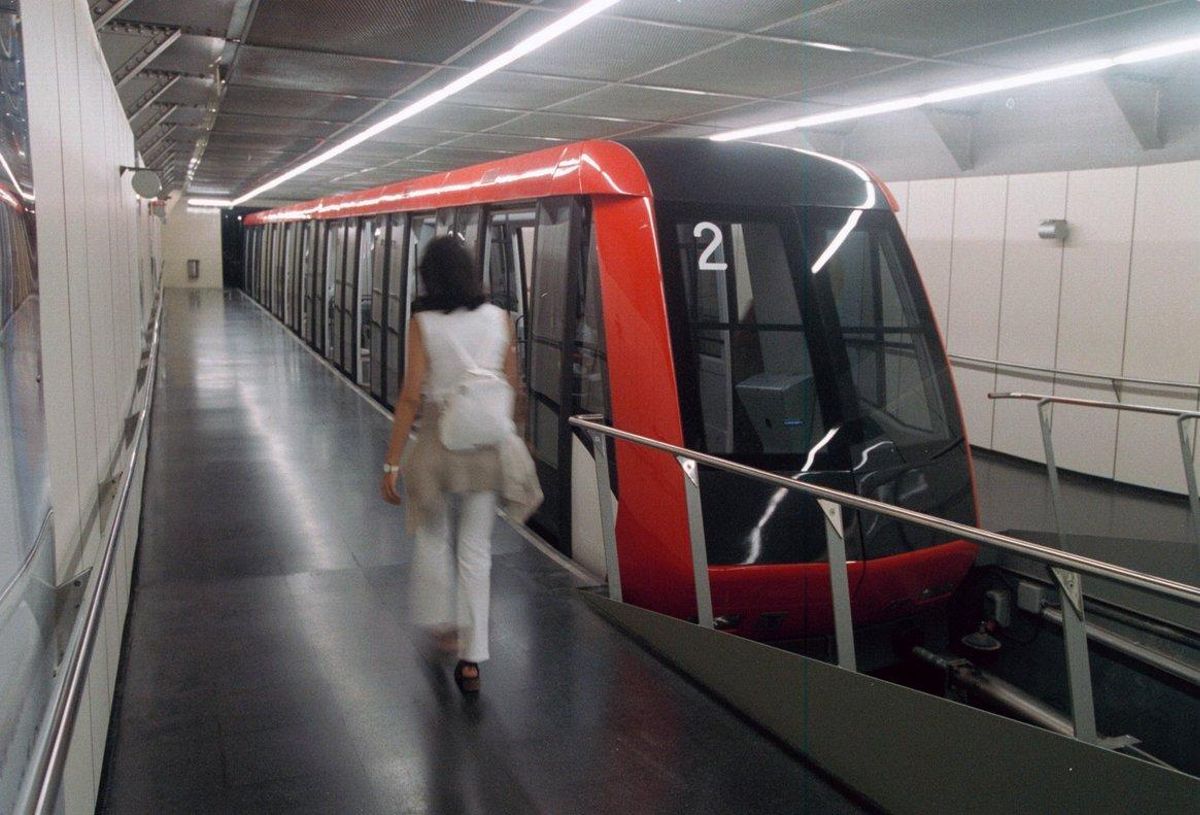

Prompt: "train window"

[803,208,950,439]
[435,208,454,236]
[325,220,347,363]
[528,199,573,470]
[282,223,296,328]
[482,208,535,364]
[673,218,824,456]
[383,213,407,405]
[300,222,314,344]
[406,212,437,313]
[454,206,482,262]
[574,228,608,418]
[367,218,389,400]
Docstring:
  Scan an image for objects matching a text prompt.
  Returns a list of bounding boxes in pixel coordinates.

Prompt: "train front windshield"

[666,206,974,565]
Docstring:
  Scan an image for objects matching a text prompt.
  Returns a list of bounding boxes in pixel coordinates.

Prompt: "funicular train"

[242,138,979,642]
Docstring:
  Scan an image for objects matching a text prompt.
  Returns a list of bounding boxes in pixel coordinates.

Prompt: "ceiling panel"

[448,132,567,154]
[616,0,832,32]
[491,112,640,140]
[800,62,1010,106]
[248,0,514,62]
[117,0,238,36]
[548,84,745,121]
[212,113,343,139]
[220,85,379,122]
[639,39,909,97]
[491,18,730,83]
[229,45,431,97]
[448,71,604,110]
[956,2,1200,68]
[154,35,224,74]
[159,77,216,108]
[368,102,520,132]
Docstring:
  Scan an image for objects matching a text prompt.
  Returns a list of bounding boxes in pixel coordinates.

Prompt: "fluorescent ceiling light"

[712,33,1200,142]
[189,197,234,208]
[229,0,621,205]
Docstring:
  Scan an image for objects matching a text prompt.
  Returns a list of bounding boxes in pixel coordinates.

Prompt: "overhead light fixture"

[229,0,621,205]
[189,197,234,208]
[712,33,1200,142]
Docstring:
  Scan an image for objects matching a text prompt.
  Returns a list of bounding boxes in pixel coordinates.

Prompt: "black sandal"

[454,660,480,694]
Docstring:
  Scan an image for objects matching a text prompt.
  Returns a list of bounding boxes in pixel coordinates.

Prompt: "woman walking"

[380,235,539,694]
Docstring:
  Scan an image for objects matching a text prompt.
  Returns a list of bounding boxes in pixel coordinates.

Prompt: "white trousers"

[411,491,497,663]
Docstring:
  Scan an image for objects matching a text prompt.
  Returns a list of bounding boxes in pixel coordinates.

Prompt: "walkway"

[99,289,869,814]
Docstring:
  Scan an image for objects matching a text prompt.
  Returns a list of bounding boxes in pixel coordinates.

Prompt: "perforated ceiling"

[94,0,1200,201]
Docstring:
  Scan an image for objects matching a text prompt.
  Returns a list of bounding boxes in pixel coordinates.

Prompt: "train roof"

[244,138,891,226]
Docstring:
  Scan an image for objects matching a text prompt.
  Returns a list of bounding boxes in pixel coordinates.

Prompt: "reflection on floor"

[98,289,870,814]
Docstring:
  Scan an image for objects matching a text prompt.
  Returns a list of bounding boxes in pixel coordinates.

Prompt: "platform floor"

[99,289,870,814]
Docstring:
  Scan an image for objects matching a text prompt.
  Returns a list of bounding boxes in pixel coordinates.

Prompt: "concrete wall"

[893,159,1200,494]
[23,0,158,811]
[161,194,223,288]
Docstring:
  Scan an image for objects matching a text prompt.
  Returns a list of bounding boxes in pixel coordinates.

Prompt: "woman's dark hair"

[414,234,485,314]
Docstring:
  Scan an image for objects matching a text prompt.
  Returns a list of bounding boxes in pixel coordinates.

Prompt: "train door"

[273,223,285,319]
[281,223,295,329]
[365,216,390,402]
[525,197,584,550]
[313,221,327,352]
[324,220,346,363]
[263,224,274,310]
[382,213,406,407]
[299,222,313,344]
[354,217,377,387]
[290,224,303,334]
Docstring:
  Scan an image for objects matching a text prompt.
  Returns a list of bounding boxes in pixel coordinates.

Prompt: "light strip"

[229,0,621,206]
[189,197,234,208]
[712,34,1200,142]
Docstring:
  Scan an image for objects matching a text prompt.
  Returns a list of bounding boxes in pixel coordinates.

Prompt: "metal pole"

[677,456,714,628]
[589,430,621,602]
[1036,399,1066,548]
[1036,400,1099,743]
[818,500,857,672]
[1175,416,1200,560]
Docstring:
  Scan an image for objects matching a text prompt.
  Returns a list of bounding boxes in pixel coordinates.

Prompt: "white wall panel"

[161,197,225,288]
[991,173,1068,462]
[1051,167,1139,478]
[24,0,159,809]
[1115,161,1200,492]
[903,178,955,329]
[946,176,1009,447]
[24,0,82,554]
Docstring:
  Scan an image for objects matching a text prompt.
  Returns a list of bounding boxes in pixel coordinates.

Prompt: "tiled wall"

[893,160,1200,494]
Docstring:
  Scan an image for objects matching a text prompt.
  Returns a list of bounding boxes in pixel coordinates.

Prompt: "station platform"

[97,289,872,814]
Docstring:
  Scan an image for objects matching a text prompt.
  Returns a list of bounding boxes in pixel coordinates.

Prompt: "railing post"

[589,430,621,603]
[677,456,714,628]
[818,500,857,672]
[1036,399,1066,546]
[1035,398,1099,742]
[1175,416,1200,560]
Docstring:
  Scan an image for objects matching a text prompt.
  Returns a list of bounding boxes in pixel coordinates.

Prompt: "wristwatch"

[382,463,400,474]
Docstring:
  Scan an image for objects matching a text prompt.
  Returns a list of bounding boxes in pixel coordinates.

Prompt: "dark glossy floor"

[99,289,869,814]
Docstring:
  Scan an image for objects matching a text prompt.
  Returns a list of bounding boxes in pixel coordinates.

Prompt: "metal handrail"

[569,413,1200,749]
[989,391,1200,556]
[568,416,1200,605]
[15,287,163,815]
[989,391,1200,419]
[951,354,1200,394]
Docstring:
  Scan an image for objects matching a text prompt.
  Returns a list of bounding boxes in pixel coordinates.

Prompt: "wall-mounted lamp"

[1037,219,1069,241]
[119,165,163,199]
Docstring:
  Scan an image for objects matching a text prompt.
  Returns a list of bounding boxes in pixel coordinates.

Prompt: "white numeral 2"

[693,222,728,271]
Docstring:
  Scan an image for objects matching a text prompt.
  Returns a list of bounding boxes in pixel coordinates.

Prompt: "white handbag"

[437,327,515,451]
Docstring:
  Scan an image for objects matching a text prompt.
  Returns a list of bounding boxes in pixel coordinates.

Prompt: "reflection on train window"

[675,219,823,456]
[805,208,949,438]
[528,200,572,468]
[574,227,607,418]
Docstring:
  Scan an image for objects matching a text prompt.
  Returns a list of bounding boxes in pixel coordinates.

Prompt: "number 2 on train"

[693,221,728,271]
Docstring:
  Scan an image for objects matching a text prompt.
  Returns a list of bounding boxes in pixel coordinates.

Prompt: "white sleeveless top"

[416,303,509,401]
